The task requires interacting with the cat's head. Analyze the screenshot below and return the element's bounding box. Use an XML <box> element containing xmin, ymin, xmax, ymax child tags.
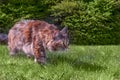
<box><xmin>47</xmin><ymin>27</ymin><xmax>69</xmax><ymax>52</ymax></box>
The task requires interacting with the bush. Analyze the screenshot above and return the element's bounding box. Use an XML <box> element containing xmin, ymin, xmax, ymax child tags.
<box><xmin>0</xmin><ymin>0</ymin><xmax>59</xmax><ymax>33</ymax></box>
<box><xmin>50</xmin><ymin>0</ymin><xmax>120</xmax><ymax>45</ymax></box>
<box><xmin>0</xmin><ymin>4</ymin><xmax>40</xmax><ymax>33</ymax></box>
<box><xmin>0</xmin><ymin>0</ymin><xmax>120</xmax><ymax>45</ymax></box>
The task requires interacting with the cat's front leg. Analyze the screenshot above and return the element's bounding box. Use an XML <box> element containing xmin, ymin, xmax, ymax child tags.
<box><xmin>33</xmin><ymin>35</ymin><xmax>46</xmax><ymax>64</ymax></box>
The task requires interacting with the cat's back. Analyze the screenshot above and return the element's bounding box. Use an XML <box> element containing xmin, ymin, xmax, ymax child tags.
<box><xmin>11</xmin><ymin>20</ymin><xmax>58</xmax><ymax>31</ymax></box>
<box><xmin>8</xmin><ymin>20</ymin><xmax>59</xmax><ymax>43</ymax></box>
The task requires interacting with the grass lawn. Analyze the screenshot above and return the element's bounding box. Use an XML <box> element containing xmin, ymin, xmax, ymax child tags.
<box><xmin>0</xmin><ymin>45</ymin><xmax>120</xmax><ymax>80</ymax></box>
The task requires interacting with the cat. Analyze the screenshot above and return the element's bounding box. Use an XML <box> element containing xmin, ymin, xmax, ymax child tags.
<box><xmin>8</xmin><ymin>20</ymin><xmax>69</xmax><ymax>64</ymax></box>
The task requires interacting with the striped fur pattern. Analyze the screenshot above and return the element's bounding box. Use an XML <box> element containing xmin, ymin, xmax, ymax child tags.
<box><xmin>8</xmin><ymin>20</ymin><xmax>69</xmax><ymax>64</ymax></box>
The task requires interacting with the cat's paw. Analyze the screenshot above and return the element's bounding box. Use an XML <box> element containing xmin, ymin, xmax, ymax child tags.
<box><xmin>34</xmin><ymin>57</ymin><xmax>46</xmax><ymax>65</ymax></box>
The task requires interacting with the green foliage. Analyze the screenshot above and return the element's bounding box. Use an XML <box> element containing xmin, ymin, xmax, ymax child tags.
<box><xmin>0</xmin><ymin>0</ymin><xmax>55</xmax><ymax>33</ymax></box>
<box><xmin>0</xmin><ymin>3</ymin><xmax>42</xmax><ymax>33</ymax></box>
<box><xmin>0</xmin><ymin>0</ymin><xmax>120</xmax><ymax>44</ymax></box>
<box><xmin>50</xmin><ymin>0</ymin><xmax>120</xmax><ymax>45</ymax></box>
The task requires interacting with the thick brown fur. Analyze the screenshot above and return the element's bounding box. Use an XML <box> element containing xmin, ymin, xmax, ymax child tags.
<box><xmin>8</xmin><ymin>20</ymin><xmax>69</xmax><ymax>64</ymax></box>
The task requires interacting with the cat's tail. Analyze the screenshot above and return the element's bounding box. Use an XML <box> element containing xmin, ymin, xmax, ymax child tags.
<box><xmin>0</xmin><ymin>33</ymin><xmax>8</xmax><ymax>45</ymax></box>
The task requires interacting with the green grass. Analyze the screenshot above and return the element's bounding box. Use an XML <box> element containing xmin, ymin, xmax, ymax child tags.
<box><xmin>0</xmin><ymin>45</ymin><xmax>120</xmax><ymax>80</ymax></box>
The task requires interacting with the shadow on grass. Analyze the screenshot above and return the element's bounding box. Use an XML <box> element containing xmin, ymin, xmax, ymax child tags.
<box><xmin>71</xmin><ymin>60</ymin><xmax>107</xmax><ymax>71</ymax></box>
<box><xmin>48</xmin><ymin>53</ymin><xmax>107</xmax><ymax>72</ymax></box>
<box><xmin>7</xmin><ymin>52</ymin><xmax>107</xmax><ymax>71</ymax></box>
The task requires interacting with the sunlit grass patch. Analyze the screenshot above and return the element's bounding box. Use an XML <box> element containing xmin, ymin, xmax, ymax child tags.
<box><xmin>0</xmin><ymin>45</ymin><xmax>120</xmax><ymax>80</ymax></box>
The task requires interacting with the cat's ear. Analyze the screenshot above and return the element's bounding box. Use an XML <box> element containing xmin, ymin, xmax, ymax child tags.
<box><xmin>60</xmin><ymin>27</ymin><xmax>68</xmax><ymax>34</ymax></box>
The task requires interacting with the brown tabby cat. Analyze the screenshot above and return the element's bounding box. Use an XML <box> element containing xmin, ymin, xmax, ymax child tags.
<box><xmin>8</xmin><ymin>20</ymin><xmax>69</xmax><ymax>64</ymax></box>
